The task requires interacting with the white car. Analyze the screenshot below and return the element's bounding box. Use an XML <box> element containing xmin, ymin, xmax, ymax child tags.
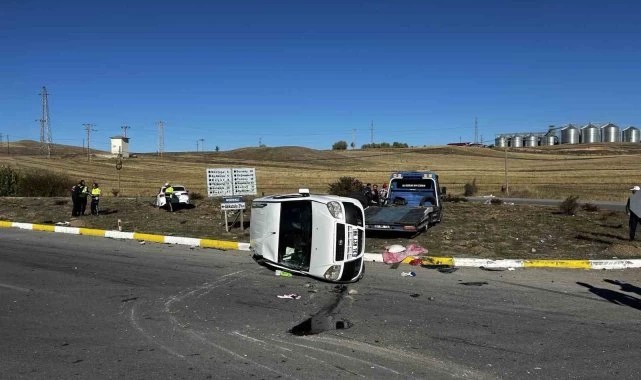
<box><xmin>156</xmin><ymin>184</ymin><xmax>190</xmax><ymax>208</ymax></box>
<box><xmin>170</xmin><ymin>185</ymin><xmax>190</xmax><ymax>205</ymax></box>
<box><xmin>250</xmin><ymin>189</ymin><xmax>365</xmax><ymax>283</ymax></box>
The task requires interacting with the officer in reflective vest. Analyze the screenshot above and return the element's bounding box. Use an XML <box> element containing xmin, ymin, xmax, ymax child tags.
<box><xmin>91</xmin><ymin>182</ymin><xmax>101</xmax><ymax>216</ymax></box>
<box><xmin>164</xmin><ymin>183</ymin><xmax>174</xmax><ymax>211</ymax></box>
<box><xmin>78</xmin><ymin>180</ymin><xmax>89</xmax><ymax>215</ymax></box>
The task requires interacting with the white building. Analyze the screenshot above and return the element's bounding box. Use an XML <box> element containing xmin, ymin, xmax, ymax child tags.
<box><xmin>110</xmin><ymin>136</ymin><xmax>130</xmax><ymax>157</ymax></box>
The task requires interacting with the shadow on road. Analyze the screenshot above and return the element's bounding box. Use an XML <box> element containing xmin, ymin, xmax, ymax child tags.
<box><xmin>603</xmin><ymin>279</ymin><xmax>641</xmax><ymax>297</ymax></box>
<box><xmin>576</xmin><ymin>282</ymin><xmax>641</xmax><ymax>311</ymax></box>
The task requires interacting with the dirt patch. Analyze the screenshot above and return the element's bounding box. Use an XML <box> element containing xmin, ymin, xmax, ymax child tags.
<box><xmin>2</xmin><ymin>197</ymin><xmax>639</xmax><ymax>260</ymax></box>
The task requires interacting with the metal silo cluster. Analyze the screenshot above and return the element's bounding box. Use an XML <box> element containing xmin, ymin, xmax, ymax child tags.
<box><xmin>496</xmin><ymin>122</ymin><xmax>639</xmax><ymax>147</ymax></box>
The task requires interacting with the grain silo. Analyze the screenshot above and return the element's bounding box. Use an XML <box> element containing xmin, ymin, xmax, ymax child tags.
<box><xmin>511</xmin><ymin>135</ymin><xmax>523</xmax><ymax>148</ymax></box>
<box><xmin>561</xmin><ymin>125</ymin><xmax>579</xmax><ymax>144</ymax></box>
<box><xmin>622</xmin><ymin>126</ymin><xmax>640</xmax><ymax>143</ymax></box>
<box><xmin>524</xmin><ymin>134</ymin><xmax>538</xmax><ymax>147</ymax></box>
<box><xmin>601</xmin><ymin>123</ymin><xmax>620</xmax><ymax>142</ymax></box>
<box><xmin>580</xmin><ymin>124</ymin><xmax>600</xmax><ymax>144</ymax></box>
<box><xmin>541</xmin><ymin>134</ymin><xmax>557</xmax><ymax>146</ymax></box>
<box><xmin>495</xmin><ymin>135</ymin><xmax>508</xmax><ymax>148</ymax></box>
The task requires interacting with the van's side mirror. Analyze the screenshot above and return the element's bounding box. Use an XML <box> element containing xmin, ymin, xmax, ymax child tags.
<box><xmin>441</xmin><ymin>187</ymin><xmax>447</xmax><ymax>195</ymax></box>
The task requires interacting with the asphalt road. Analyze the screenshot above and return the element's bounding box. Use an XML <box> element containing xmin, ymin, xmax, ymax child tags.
<box><xmin>2</xmin><ymin>229</ymin><xmax>641</xmax><ymax>379</ymax></box>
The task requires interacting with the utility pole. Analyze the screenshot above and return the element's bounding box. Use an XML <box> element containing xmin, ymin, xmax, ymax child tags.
<box><xmin>6</xmin><ymin>135</ymin><xmax>9</xmax><ymax>155</ymax></box>
<box><xmin>196</xmin><ymin>139</ymin><xmax>199</xmax><ymax>152</ymax></box>
<box><xmin>504</xmin><ymin>144</ymin><xmax>509</xmax><ymax>195</ymax></box>
<box><xmin>83</xmin><ymin>123</ymin><xmax>96</xmax><ymax>161</ymax></box>
<box><xmin>370</xmin><ymin>121</ymin><xmax>374</xmax><ymax>144</ymax></box>
<box><xmin>474</xmin><ymin>117</ymin><xmax>478</xmax><ymax>145</ymax></box>
<box><xmin>39</xmin><ymin>86</ymin><xmax>53</xmax><ymax>158</ymax></box>
<box><xmin>121</xmin><ymin>125</ymin><xmax>130</xmax><ymax>137</ymax></box>
<box><xmin>258</xmin><ymin>137</ymin><xmax>262</xmax><ymax>147</ymax></box>
<box><xmin>199</xmin><ymin>138</ymin><xmax>205</xmax><ymax>152</ymax></box>
<box><xmin>157</xmin><ymin>121</ymin><xmax>164</xmax><ymax>157</ymax></box>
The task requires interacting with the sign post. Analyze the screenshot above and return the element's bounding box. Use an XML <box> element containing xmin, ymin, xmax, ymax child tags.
<box><xmin>206</xmin><ymin>168</ymin><xmax>257</xmax><ymax>231</ymax></box>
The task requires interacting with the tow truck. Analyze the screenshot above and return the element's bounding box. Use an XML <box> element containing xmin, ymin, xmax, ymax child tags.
<box><xmin>250</xmin><ymin>189</ymin><xmax>365</xmax><ymax>283</ymax></box>
<box><xmin>364</xmin><ymin>171</ymin><xmax>445</xmax><ymax>234</ymax></box>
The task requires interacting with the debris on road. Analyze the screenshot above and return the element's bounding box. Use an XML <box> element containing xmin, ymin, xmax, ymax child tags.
<box><xmin>275</xmin><ymin>270</ymin><xmax>293</xmax><ymax>277</ymax></box>
<box><xmin>480</xmin><ymin>266</ymin><xmax>506</xmax><ymax>272</ymax></box>
<box><xmin>460</xmin><ymin>281</ymin><xmax>489</xmax><ymax>286</ymax></box>
<box><xmin>383</xmin><ymin>244</ymin><xmax>428</xmax><ymax>264</ymax></box>
<box><xmin>277</xmin><ymin>294</ymin><xmax>301</xmax><ymax>299</ymax></box>
<box><xmin>437</xmin><ymin>267</ymin><xmax>458</xmax><ymax>273</ymax></box>
<box><xmin>401</xmin><ymin>271</ymin><xmax>416</xmax><ymax>277</ymax></box>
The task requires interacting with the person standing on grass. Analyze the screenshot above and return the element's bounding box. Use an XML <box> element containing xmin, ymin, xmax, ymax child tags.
<box><xmin>626</xmin><ymin>185</ymin><xmax>640</xmax><ymax>241</ymax></box>
<box><xmin>90</xmin><ymin>182</ymin><xmax>101</xmax><ymax>216</ymax></box>
<box><xmin>77</xmin><ymin>180</ymin><xmax>89</xmax><ymax>215</ymax></box>
<box><xmin>70</xmin><ymin>182</ymin><xmax>80</xmax><ymax>216</ymax></box>
<box><xmin>164</xmin><ymin>183</ymin><xmax>174</xmax><ymax>212</ymax></box>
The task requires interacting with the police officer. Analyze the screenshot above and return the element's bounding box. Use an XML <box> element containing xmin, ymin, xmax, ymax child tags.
<box><xmin>77</xmin><ymin>180</ymin><xmax>89</xmax><ymax>215</ymax></box>
<box><xmin>164</xmin><ymin>183</ymin><xmax>174</xmax><ymax>212</ymax></box>
<box><xmin>90</xmin><ymin>182</ymin><xmax>101</xmax><ymax>216</ymax></box>
<box><xmin>626</xmin><ymin>186</ymin><xmax>640</xmax><ymax>241</ymax></box>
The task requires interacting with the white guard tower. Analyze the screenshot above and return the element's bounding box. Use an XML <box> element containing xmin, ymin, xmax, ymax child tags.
<box><xmin>110</xmin><ymin>136</ymin><xmax>130</xmax><ymax>157</ymax></box>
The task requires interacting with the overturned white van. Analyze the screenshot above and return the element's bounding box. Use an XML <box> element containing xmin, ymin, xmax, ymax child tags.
<box><xmin>250</xmin><ymin>189</ymin><xmax>365</xmax><ymax>283</ymax></box>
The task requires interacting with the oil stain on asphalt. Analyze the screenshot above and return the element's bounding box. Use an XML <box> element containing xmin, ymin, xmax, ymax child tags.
<box><xmin>289</xmin><ymin>285</ymin><xmax>353</xmax><ymax>336</ymax></box>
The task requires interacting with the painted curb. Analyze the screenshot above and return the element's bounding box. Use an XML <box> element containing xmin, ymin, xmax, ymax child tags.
<box><xmin>363</xmin><ymin>253</ymin><xmax>641</xmax><ymax>270</ymax></box>
<box><xmin>3</xmin><ymin>220</ymin><xmax>640</xmax><ymax>270</ymax></box>
<box><xmin>0</xmin><ymin>220</ymin><xmax>250</xmax><ymax>252</ymax></box>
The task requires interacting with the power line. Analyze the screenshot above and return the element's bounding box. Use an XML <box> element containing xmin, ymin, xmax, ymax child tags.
<box><xmin>474</xmin><ymin>117</ymin><xmax>478</xmax><ymax>144</ymax></box>
<box><xmin>121</xmin><ymin>125</ymin><xmax>131</xmax><ymax>137</ymax></box>
<box><xmin>157</xmin><ymin>121</ymin><xmax>165</xmax><ymax>157</ymax></box>
<box><xmin>83</xmin><ymin>123</ymin><xmax>97</xmax><ymax>161</ymax></box>
<box><xmin>39</xmin><ymin>86</ymin><xmax>52</xmax><ymax>158</ymax></box>
<box><xmin>370</xmin><ymin>121</ymin><xmax>374</xmax><ymax>144</ymax></box>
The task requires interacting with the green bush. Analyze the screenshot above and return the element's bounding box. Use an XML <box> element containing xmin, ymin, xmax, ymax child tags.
<box><xmin>463</xmin><ymin>178</ymin><xmax>478</xmax><ymax>196</ymax></box>
<box><xmin>0</xmin><ymin>165</ymin><xmax>19</xmax><ymax>196</ymax></box>
<box><xmin>332</xmin><ymin>140</ymin><xmax>348</xmax><ymax>150</ymax></box>
<box><xmin>16</xmin><ymin>169</ymin><xmax>75</xmax><ymax>197</ymax></box>
<box><xmin>560</xmin><ymin>195</ymin><xmax>579</xmax><ymax>215</ymax></box>
<box><xmin>328</xmin><ymin>176</ymin><xmax>363</xmax><ymax>197</ymax></box>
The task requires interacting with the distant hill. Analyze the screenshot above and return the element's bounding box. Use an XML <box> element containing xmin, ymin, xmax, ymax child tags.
<box><xmin>0</xmin><ymin>140</ymin><xmax>108</xmax><ymax>157</ymax></box>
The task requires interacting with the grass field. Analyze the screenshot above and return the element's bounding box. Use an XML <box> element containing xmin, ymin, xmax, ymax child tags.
<box><xmin>0</xmin><ymin>140</ymin><xmax>639</xmax><ymax>202</ymax></box>
<box><xmin>1</xmin><ymin>196</ymin><xmax>638</xmax><ymax>260</ymax></box>
<box><xmin>1</xmin><ymin>140</ymin><xmax>640</xmax><ymax>259</ymax></box>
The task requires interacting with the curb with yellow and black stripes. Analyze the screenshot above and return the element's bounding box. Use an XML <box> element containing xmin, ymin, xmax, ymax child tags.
<box><xmin>0</xmin><ymin>220</ymin><xmax>248</xmax><ymax>251</ymax></box>
<box><xmin>2</xmin><ymin>220</ymin><xmax>640</xmax><ymax>270</ymax></box>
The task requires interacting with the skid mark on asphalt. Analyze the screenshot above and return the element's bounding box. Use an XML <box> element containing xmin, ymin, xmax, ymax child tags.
<box><xmin>129</xmin><ymin>304</ymin><xmax>185</xmax><ymax>359</ymax></box>
<box><xmin>183</xmin><ymin>329</ymin><xmax>294</xmax><ymax>379</ymax></box>
<box><xmin>0</xmin><ymin>282</ymin><xmax>32</xmax><ymax>292</ymax></box>
<box><xmin>127</xmin><ymin>269</ymin><xmax>294</xmax><ymax>377</ymax></box>
<box><xmin>270</xmin><ymin>337</ymin><xmax>404</xmax><ymax>377</ymax></box>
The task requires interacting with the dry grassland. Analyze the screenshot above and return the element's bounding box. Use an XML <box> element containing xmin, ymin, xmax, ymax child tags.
<box><xmin>1</xmin><ymin>141</ymin><xmax>640</xmax><ymax>202</ymax></box>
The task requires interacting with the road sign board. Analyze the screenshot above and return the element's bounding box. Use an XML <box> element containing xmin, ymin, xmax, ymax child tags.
<box><xmin>220</xmin><ymin>195</ymin><xmax>246</xmax><ymax>210</ymax></box>
<box><xmin>206</xmin><ymin>168</ymin><xmax>256</xmax><ymax>197</ymax></box>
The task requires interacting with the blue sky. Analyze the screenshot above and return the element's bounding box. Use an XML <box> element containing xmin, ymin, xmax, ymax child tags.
<box><xmin>1</xmin><ymin>0</ymin><xmax>640</xmax><ymax>152</ymax></box>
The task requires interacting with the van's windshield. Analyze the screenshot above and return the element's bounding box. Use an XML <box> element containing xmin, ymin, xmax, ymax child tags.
<box><xmin>278</xmin><ymin>200</ymin><xmax>312</xmax><ymax>271</ymax></box>
<box><xmin>390</xmin><ymin>178</ymin><xmax>437</xmax><ymax>207</ymax></box>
